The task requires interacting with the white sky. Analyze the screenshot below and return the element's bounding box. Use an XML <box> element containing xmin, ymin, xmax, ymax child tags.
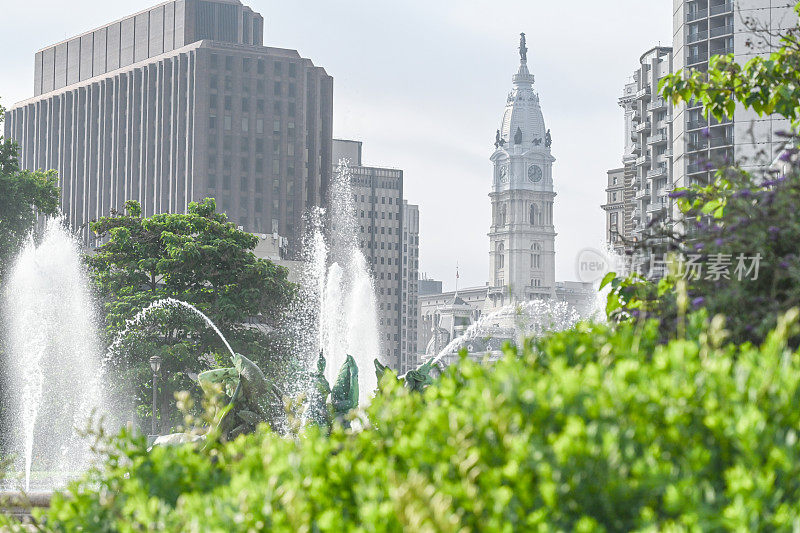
<box><xmin>0</xmin><ymin>0</ymin><xmax>673</xmax><ymax>291</ymax></box>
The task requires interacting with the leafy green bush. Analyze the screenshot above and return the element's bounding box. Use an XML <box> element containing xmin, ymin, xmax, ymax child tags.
<box><xmin>9</xmin><ymin>312</ymin><xmax>800</xmax><ymax>531</ymax></box>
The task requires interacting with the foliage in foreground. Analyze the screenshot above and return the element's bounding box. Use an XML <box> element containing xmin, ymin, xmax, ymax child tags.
<box><xmin>11</xmin><ymin>311</ymin><xmax>800</xmax><ymax>531</ymax></box>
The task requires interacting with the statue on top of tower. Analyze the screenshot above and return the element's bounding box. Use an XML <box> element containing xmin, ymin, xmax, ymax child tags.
<box><xmin>519</xmin><ymin>32</ymin><xmax>528</xmax><ymax>62</ymax></box>
<box><xmin>514</xmin><ymin>127</ymin><xmax>523</xmax><ymax>145</ymax></box>
<box><xmin>495</xmin><ymin>129</ymin><xmax>506</xmax><ymax>149</ymax></box>
<box><xmin>545</xmin><ymin>129</ymin><xmax>552</xmax><ymax>148</ymax></box>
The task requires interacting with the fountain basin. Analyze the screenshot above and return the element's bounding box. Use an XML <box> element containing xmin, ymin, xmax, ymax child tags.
<box><xmin>0</xmin><ymin>491</ymin><xmax>52</xmax><ymax>522</ymax></box>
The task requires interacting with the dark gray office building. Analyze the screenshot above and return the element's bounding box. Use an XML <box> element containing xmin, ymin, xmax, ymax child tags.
<box><xmin>4</xmin><ymin>0</ymin><xmax>333</xmax><ymax>255</ymax></box>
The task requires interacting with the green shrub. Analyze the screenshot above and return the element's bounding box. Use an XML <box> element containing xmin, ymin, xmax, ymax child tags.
<box><xmin>10</xmin><ymin>312</ymin><xmax>800</xmax><ymax>531</ymax></box>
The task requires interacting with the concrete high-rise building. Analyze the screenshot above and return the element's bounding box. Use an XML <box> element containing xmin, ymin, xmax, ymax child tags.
<box><xmin>331</xmin><ymin>139</ymin><xmax>419</xmax><ymax>372</ymax></box>
<box><xmin>4</xmin><ymin>0</ymin><xmax>333</xmax><ymax>256</ymax></box>
<box><xmin>418</xmin><ymin>275</ymin><xmax>443</xmax><ymax>297</ymax></box>
<box><xmin>671</xmin><ymin>0</ymin><xmax>795</xmax><ymax>192</ymax></box>
<box><xmin>487</xmin><ymin>33</ymin><xmax>556</xmax><ymax>309</ymax></box>
<box><xmin>614</xmin><ymin>46</ymin><xmax>674</xmax><ymax>245</ymax></box>
<box><xmin>400</xmin><ymin>201</ymin><xmax>419</xmax><ymax>373</ymax></box>
<box><xmin>601</xmin><ymin>167</ymin><xmax>627</xmax><ymax>255</ymax></box>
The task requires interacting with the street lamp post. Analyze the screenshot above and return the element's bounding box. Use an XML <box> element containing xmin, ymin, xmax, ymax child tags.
<box><xmin>149</xmin><ymin>355</ymin><xmax>162</xmax><ymax>435</ymax></box>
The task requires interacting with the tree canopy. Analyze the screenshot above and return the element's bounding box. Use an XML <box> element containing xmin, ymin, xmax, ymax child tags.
<box><xmin>89</xmin><ymin>198</ymin><xmax>296</xmax><ymax>429</ymax></box>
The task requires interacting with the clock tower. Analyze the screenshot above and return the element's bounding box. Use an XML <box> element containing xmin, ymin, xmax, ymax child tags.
<box><xmin>487</xmin><ymin>33</ymin><xmax>556</xmax><ymax>309</ymax></box>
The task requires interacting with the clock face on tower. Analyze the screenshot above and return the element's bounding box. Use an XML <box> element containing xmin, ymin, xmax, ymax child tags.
<box><xmin>528</xmin><ymin>164</ymin><xmax>543</xmax><ymax>183</ymax></box>
<box><xmin>498</xmin><ymin>165</ymin><xmax>508</xmax><ymax>183</ymax></box>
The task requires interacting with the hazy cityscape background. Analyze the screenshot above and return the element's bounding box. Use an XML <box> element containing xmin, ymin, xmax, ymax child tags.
<box><xmin>0</xmin><ymin>0</ymin><xmax>673</xmax><ymax>290</ymax></box>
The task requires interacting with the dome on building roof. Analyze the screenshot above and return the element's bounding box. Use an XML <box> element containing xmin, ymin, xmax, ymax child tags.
<box><xmin>498</xmin><ymin>42</ymin><xmax>547</xmax><ymax>149</ymax></box>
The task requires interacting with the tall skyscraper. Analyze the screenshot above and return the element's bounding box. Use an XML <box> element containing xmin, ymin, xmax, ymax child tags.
<box><xmin>487</xmin><ymin>33</ymin><xmax>556</xmax><ymax>309</ymax></box>
<box><xmin>331</xmin><ymin>139</ymin><xmax>419</xmax><ymax>372</ymax></box>
<box><xmin>400</xmin><ymin>201</ymin><xmax>419</xmax><ymax>373</ymax></box>
<box><xmin>4</xmin><ymin>0</ymin><xmax>333</xmax><ymax>256</ymax></box>
<box><xmin>672</xmin><ymin>0</ymin><xmax>794</xmax><ymax>191</ymax></box>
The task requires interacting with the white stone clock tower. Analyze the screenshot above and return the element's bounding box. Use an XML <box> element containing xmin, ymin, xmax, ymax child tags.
<box><xmin>487</xmin><ymin>33</ymin><xmax>556</xmax><ymax>310</ymax></box>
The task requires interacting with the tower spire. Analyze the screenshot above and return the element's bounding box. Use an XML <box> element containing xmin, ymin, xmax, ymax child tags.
<box><xmin>513</xmin><ymin>32</ymin><xmax>535</xmax><ymax>86</ymax></box>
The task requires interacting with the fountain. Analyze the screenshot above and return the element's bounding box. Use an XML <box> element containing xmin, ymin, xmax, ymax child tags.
<box><xmin>0</xmin><ymin>162</ymin><xmax>384</xmax><ymax>494</ymax></box>
<box><xmin>2</xmin><ymin>219</ymin><xmax>112</xmax><ymax>491</ymax></box>
<box><xmin>298</xmin><ymin>162</ymin><xmax>381</xmax><ymax>406</ymax></box>
<box><xmin>424</xmin><ymin>299</ymin><xmax>583</xmax><ymax>371</ymax></box>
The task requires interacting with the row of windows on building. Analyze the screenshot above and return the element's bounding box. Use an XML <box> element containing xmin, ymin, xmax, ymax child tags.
<box><xmin>209</xmin><ymin>134</ymin><xmax>299</xmax><ymax>153</ymax></box>
<box><xmin>360</xmin><ymin>225</ymin><xmax>397</xmax><ymax>235</ymax></box>
<box><xmin>209</xmin><ymin>116</ymin><xmax>298</xmax><ymax>138</ymax></box>
<box><xmin>353</xmin><ymin>193</ymin><xmax>401</xmax><ymax>204</ymax></box>
<box><xmin>208</xmin><ymin>74</ymin><xmax>302</xmax><ymax>99</ymax></box>
<box><xmin>207</xmin><ymin>156</ymin><xmax>298</xmax><ymax>178</ymax></box>
<box><xmin>370</xmin><ymin>256</ymin><xmax>401</xmax><ymax>266</ymax></box>
<box><xmin>355</xmin><ymin>207</ymin><xmax>400</xmax><ymax>218</ymax></box>
<box><xmin>206</xmin><ymin>174</ymin><xmax>295</xmax><ymax>195</ymax></box>
<box><xmin>209</xmin><ymin>54</ymin><xmax>299</xmax><ymax>78</ymax></box>
<box><xmin>364</xmin><ymin>240</ymin><xmax>400</xmax><ymax>251</ymax></box>
<box><xmin>210</xmin><ymin>95</ymin><xmax>298</xmax><ymax>117</ymax></box>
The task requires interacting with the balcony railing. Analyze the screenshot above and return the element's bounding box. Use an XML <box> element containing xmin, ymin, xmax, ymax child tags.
<box><xmin>687</xmin><ymin>119</ymin><xmax>708</xmax><ymax>130</ymax></box>
<box><xmin>710</xmin><ymin>45</ymin><xmax>733</xmax><ymax>56</ymax></box>
<box><xmin>635</xmin><ymin>86</ymin><xmax>651</xmax><ymax>99</ymax></box>
<box><xmin>634</xmin><ymin>121</ymin><xmax>651</xmax><ymax>133</ymax></box>
<box><xmin>687</xmin><ymin>52</ymin><xmax>708</xmax><ymax>65</ymax></box>
<box><xmin>710</xmin><ymin>2</ymin><xmax>733</xmax><ymax>16</ymax></box>
<box><xmin>647</xmin><ymin>98</ymin><xmax>667</xmax><ymax>111</ymax></box>
<box><xmin>648</xmin><ymin>132</ymin><xmax>668</xmax><ymax>145</ymax></box>
<box><xmin>647</xmin><ymin>166</ymin><xmax>667</xmax><ymax>178</ymax></box>
<box><xmin>687</xmin><ymin>161</ymin><xmax>711</xmax><ymax>174</ymax></box>
<box><xmin>687</xmin><ymin>31</ymin><xmax>709</xmax><ymax>44</ymax></box>
<box><xmin>636</xmin><ymin>155</ymin><xmax>650</xmax><ymax>166</ymax></box>
<box><xmin>687</xmin><ymin>9</ymin><xmax>708</xmax><ymax>21</ymax></box>
<box><xmin>687</xmin><ymin>141</ymin><xmax>709</xmax><ymax>152</ymax></box>
<box><xmin>710</xmin><ymin>25</ymin><xmax>734</xmax><ymax>37</ymax></box>
<box><xmin>710</xmin><ymin>136</ymin><xmax>733</xmax><ymax>147</ymax></box>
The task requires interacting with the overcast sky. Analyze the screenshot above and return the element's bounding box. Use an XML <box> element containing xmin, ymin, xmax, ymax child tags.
<box><xmin>0</xmin><ymin>0</ymin><xmax>673</xmax><ymax>291</ymax></box>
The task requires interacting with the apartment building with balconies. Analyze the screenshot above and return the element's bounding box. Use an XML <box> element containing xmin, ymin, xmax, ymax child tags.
<box><xmin>613</xmin><ymin>46</ymin><xmax>674</xmax><ymax>245</ymax></box>
<box><xmin>672</xmin><ymin>0</ymin><xmax>795</xmax><ymax>192</ymax></box>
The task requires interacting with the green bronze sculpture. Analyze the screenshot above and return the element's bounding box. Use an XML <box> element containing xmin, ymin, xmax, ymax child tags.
<box><xmin>405</xmin><ymin>360</ymin><xmax>434</xmax><ymax>392</ymax></box>
<box><xmin>307</xmin><ymin>351</ymin><xmax>332</xmax><ymax>430</ymax></box>
<box><xmin>331</xmin><ymin>354</ymin><xmax>359</xmax><ymax>427</ymax></box>
<box><xmin>198</xmin><ymin>352</ymin><xmax>283</xmax><ymax>440</ymax></box>
<box><xmin>374</xmin><ymin>358</ymin><xmax>390</xmax><ymax>384</ymax></box>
